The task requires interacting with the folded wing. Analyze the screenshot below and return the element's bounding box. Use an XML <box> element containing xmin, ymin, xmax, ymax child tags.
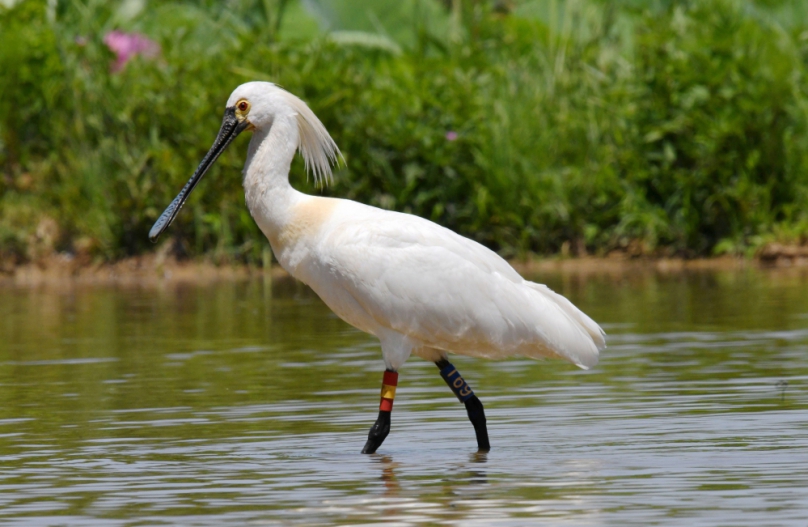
<box><xmin>318</xmin><ymin>206</ymin><xmax>605</xmax><ymax>369</ymax></box>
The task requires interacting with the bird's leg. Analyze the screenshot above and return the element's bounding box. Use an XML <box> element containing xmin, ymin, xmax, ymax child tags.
<box><xmin>435</xmin><ymin>359</ymin><xmax>490</xmax><ymax>452</ymax></box>
<box><xmin>362</xmin><ymin>369</ymin><xmax>398</xmax><ymax>454</ymax></box>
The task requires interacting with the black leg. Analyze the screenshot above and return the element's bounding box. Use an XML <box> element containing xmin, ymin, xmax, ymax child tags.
<box><xmin>436</xmin><ymin>359</ymin><xmax>490</xmax><ymax>452</ymax></box>
<box><xmin>362</xmin><ymin>410</ymin><xmax>391</xmax><ymax>454</ymax></box>
<box><xmin>362</xmin><ymin>370</ymin><xmax>398</xmax><ymax>454</ymax></box>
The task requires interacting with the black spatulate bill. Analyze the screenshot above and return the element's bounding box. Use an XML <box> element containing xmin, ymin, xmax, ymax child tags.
<box><xmin>149</xmin><ymin>107</ymin><xmax>249</xmax><ymax>243</ymax></box>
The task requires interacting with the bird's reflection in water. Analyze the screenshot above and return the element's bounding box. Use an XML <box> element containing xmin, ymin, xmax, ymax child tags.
<box><xmin>437</xmin><ymin>450</ymin><xmax>490</xmax><ymax>514</ymax></box>
<box><xmin>467</xmin><ymin>450</ymin><xmax>488</xmax><ymax>485</ymax></box>
<box><xmin>372</xmin><ymin>454</ymin><xmax>401</xmax><ymax>497</ymax></box>
<box><xmin>370</xmin><ymin>451</ymin><xmax>488</xmax><ymax>497</ymax></box>
<box><xmin>368</xmin><ymin>451</ymin><xmax>493</xmax><ymax>524</ymax></box>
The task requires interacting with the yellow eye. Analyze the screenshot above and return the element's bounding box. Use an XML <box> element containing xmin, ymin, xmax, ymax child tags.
<box><xmin>237</xmin><ymin>100</ymin><xmax>250</xmax><ymax>113</ymax></box>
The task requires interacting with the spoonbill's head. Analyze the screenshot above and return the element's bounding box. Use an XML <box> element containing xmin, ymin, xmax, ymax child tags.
<box><xmin>148</xmin><ymin>81</ymin><xmax>339</xmax><ymax>243</ymax></box>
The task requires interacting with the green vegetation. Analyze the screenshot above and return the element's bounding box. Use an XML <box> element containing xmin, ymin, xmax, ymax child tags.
<box><xmin>2</xmin><ymin>0</ymin><xmax>808</xmax><ymax>265</ymax></box>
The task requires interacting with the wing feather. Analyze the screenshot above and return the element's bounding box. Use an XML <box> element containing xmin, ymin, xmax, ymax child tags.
<box><xmin>314</xmin><ymin>203</ymin><xmax>605</xmax><ymax>368</ymax></box>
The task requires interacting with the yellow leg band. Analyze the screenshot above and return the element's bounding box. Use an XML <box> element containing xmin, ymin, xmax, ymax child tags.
<box><xmin>381</xmin><ymin>384</ymin><xmax>397</xmax><ymax>400</ymax></box>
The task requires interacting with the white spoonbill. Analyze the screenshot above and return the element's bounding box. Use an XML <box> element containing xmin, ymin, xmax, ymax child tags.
<box><xmin>149</xmin><ymin>82</ymin><xmax>606</xmax><ymax>454</ymax></box>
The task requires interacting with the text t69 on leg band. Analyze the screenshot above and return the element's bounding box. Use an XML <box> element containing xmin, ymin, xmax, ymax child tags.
<box><xmin>439</xmin><ymin>362</ymin><xmax>475</xmax><ymax>402</ymax></box>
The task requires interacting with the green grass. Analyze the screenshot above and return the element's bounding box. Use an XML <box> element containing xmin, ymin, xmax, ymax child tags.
<box><xmin>2</xmin><ymin>0</ymin><xmax>808</xmax><ymax>264</ymax></box>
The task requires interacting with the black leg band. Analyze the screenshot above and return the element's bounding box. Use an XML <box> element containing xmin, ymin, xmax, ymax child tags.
<box><xmin>436</xmin><ymin>360</ymin><xmax>490</xmax><ymax>452</ymax></box>
<box><xmin>437</xmin><ymin>360</ymin><xmax>475</xmax><ymax>402</ymax></box>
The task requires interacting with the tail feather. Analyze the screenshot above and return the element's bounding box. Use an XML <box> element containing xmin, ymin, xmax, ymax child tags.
<box><xmin>527</xmin><ymin>282</ymin><xmax>606</xmax><ymax>369</ymax></box>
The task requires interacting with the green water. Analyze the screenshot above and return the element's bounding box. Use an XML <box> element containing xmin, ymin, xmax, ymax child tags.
<box><xmin>1</xmin><ymin>268</ymin><xmax>806</xmax><ymax>525</ymax></box>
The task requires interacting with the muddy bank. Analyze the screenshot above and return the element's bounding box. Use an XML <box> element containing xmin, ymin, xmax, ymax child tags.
<box><xmin>0</xmin><ymin>253</ymin><xmax>283</xmax><ymax>288</ymax></box>
<box><xmin>2</xmin><ymin>249</ymin><xmax>807</xmax><ymax>289</ymax></box>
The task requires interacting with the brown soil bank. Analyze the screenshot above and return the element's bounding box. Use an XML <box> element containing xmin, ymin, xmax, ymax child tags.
<box><xmin>1</xmin><ymin>248</ymin><xmax>807</xmax><ymax>288</ymax></box>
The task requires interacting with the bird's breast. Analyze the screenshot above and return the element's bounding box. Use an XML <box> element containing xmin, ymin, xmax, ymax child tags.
<box><xmin>260</xmin><ymin>197</ymin><xmax>339</xmax><ymax>278</ymax></box>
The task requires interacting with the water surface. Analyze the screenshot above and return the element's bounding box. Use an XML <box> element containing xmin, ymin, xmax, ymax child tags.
<box><xmin>1</xmin><ymin>267</ymin><xmax>807</xmax><ymax>525</ymax></box>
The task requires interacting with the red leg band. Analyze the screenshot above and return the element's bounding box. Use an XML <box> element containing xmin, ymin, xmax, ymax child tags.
<box><xmin>379</xmin><ymin>370</ymin><xmax>398</xmax><ymax>412</ymax></box>
<box><xmin>383</xmin><ymin>370</ymin><xmax>398</xmax><ymax>386</ymax></box>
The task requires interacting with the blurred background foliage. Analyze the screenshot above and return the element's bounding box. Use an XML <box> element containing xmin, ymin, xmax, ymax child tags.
<box><xmin>2</xmin><ymin>0</ymin><xmax>808</xmax><ymax>265</ymax></box>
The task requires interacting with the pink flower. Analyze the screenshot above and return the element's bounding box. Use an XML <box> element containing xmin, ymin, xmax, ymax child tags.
<box><xmin>445</xmin><ymin>131</ymin><xmax>458</xmax><ymax>141</ymax></box>
<box><xmin>103</xmin><ymin>30</ymin><xmax>160</xmax><ymax>72</ymax></box>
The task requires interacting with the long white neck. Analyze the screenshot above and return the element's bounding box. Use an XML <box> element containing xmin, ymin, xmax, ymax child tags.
<box><xmin>241</xmin><ymin>112</ymin><xmax>340</xmax><ymax>282</ymax></box>
<box><xmin>242</xmin><ymin>114</ymin><xmax>305</xmax><ymax>240</ymax></box>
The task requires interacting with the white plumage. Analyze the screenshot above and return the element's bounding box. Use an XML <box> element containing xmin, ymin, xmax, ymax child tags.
<box><xmin>148</xmin><ymin>81</ymin><xmax>608</xmax><ymax>453</ymax></box>
<box><xmin>224</xmin><ymin>82</ymin><xmax>606</xmax><ymax>372</ymax></box>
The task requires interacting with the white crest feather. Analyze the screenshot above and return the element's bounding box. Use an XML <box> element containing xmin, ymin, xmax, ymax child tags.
<box><xmin>278</xmin><ymin>89</ymin><xmax>342</xmax><ymax>186</ymax></box>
